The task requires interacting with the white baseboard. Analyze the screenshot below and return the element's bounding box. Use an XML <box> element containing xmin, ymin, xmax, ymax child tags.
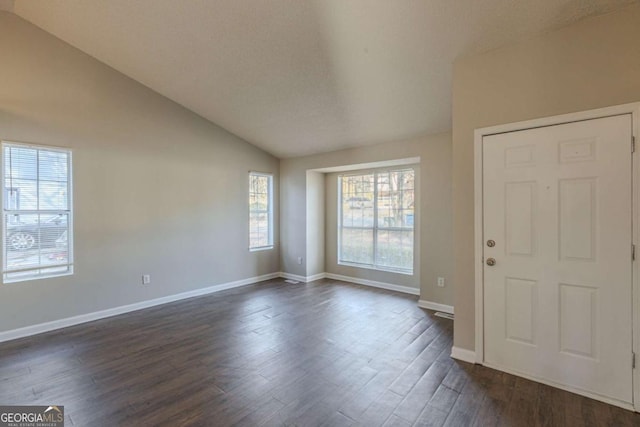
<box><xmin>418</xmin><ymin>300</ymin><xmax>454</xmax><ymax>314</ymax></box>
<box><xmin>324</xmin><ymin>273</ymin><xmax>420</xmax><ymax>295</ymax></box>
<box><xmin>305</xmin><ymin>273</ymin><xmax>327</xmax><ymax>282</ymax></box>
<box><xmin>450</xmin><ymin>346</ymin><xmax>477</xmax><ymax>364</ymax></box>
<box><xmin>279</xmin><ymin>272</ymin><xmax>308</xmax><ymax>282</ymax></box>
<box><xmin>280</xmin><ymin>273</ymin><xmax>453</xmax><ymax>309</ymax></box>
<box><xmin>0</xmin><ymin>272</ymin><xmax>280</xmax><ymax>343</ymax></box>
<box><xmin>278</xmin><ymin>272</ymin><xmax>327</xmax><ymax>283</ymax></box>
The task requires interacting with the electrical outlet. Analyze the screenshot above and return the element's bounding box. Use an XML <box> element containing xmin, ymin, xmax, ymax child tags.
<box><xmin>437</xmin><ymin>277</ymin><xmax>445</xmax><ymax>287</ymax></box>
<box><xmin>142</xmin><ymin>274</ymin><xmax>151</xmax><ymax>285</ymax></box>
<box><xmin>297</xmin><ymin>257</ymin><xmax>303</xmax><ymax>265</ymax></box>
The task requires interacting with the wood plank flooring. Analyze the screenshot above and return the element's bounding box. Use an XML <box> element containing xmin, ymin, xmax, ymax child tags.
<box><xmin>0</xmin><ymin>278</ymin><xmax>638</xmax><ymax>426</ymax></box>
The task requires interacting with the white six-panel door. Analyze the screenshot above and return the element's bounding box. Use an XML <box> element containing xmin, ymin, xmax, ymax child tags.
<box><xmin>482</xmin><ymin>114</ymin><xmax>633</xmax><ymax>405</ymax></box>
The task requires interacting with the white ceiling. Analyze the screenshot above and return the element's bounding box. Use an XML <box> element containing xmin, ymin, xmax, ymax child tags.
<box><xmin>10</xmin><ymin>0</ymin><xmax>637</xmax><ymax>158</ymax></box>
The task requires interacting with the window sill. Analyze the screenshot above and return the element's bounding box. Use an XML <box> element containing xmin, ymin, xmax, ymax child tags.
<box><xmin>250</xmin><ymin>246</ymin><xmax>274</xmax><ymax>252</ymax></box>
<box><xmin>337</xmin><ymin>261</ymin><xmax>413</xmax><ymax>276</ymax></box>
<box><xmin>3</xmin><ymin>270</ymin><xmax>74</xmax><ymax>284</ymax></box>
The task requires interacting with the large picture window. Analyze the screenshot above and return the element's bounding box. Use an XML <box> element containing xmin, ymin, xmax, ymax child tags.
<box><xmin>249</xmin><ymin>172</ymin><xmax>273</xmax><ymax>250</ymax></box>
<box><xmin>339</xmin><ymin>168</ymin><xmax>414</xmax><ymax>274</ymax></box>
<box><xmin>2</xmin><ymin>142</ymin><xmax>73</xmax><ymax>282</ymax></box>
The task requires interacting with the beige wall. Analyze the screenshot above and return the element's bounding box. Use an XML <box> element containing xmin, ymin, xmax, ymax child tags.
<box><xmin>0</xmin><ymin>12</ymin><xmax>279</xmax><ymax>332</ymax></box>
<box><xmin>280</xmin><ymin>132</ymin><xmax>453</xmax><ymax>305</ymax></box>
<box><xmin>306</xmin><ymin>171</ymin><xmax>325</xmax><ymax>277</ymax></box>
<box><xmin>452</xmin><ymin>4</ymin><xmax>640</xmax><ymax>351</ymax></box>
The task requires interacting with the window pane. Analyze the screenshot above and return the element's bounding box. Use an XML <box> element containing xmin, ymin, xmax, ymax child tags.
<box><xmin>341</xmin><ymin>200</ymin><xmax>374</xmax><ymax>228</ymax></box>
<box><xmin>39</xmin><ymin>214</ymin><xmax>70</xmax><ymax>267</ymax></box>
<box><xmin>249</xmin><ymin>173</ymin><xmax>272</xmax><ymax>248</ymax></box>
<box><xmin>5</xmin><ymin>213</ymin><xmax>40</xmax><ymax>269</ymax></box>
<box><xmin>4</xmin><ymin>213</ymin><xmax>69</xmax><ymax>267</ymax></box>
<box><xmin>339</xmin><ymin>168</ymin><xmax>414</xmax><ymax>274</ymax></box>
<box><xmin>377</xmin><ymin>169</ymin><xmax>414</xmax><ymax>229</ymax></box>
<box><xmin>250</xmin><ymin>212</ymin><xmax>269</xmax><ymax>248</ymax></box>
<box><xmin>39</xmin><ymin>150</ymin><xmax>70</xmax><ymax>211</ymax></box>
<box><xmin>4</xmin><ymin>147</ymin><xmax>39</xmax><ymax>210</ymax></box>
<box><xmin>3</xmin><ymin>144</ymin><xmax>72</xmax><ymax>282</ymax></box>
<box><xmin>376</xmin><ymin>230</ymin><xmax>413</xmax><ymax>271</ymax></box>
<box><xmin>340</xmin><ymin>228</ymin><xmax>373</xmax><ymax>265</ymax></box>
<box><xmin>341</xmin><ymin>174</ymin><xmax>374</xmax><ymax>228</ymax></box>
<box><xmin>4</xmin><ymin>146</ymin><xmax>37</xmax><ymax>181</ymax></box>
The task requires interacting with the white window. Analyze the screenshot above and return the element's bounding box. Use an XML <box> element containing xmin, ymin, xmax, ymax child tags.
<box><xmin>2</xmin><ymin>142</ymin><xmax>73</xmax><ymax>282</ymax></box>
<box><xmin>249</xmin><ymin>172</ymin><xmax>273</xmax><ymax>250</ymax></box>
<box><xmin>339</xmin><ymin>168</ymin><xmax>415</xmax><ymax>274</ymax></box>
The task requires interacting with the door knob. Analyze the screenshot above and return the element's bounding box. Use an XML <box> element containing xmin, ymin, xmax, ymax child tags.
<box><xmin>486</xmin><ymin>258</ymin><xmax>496</xmax><ymax>266</ymax></box>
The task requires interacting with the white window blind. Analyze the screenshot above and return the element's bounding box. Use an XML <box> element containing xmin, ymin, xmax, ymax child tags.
<box><xmin>3</xmin><ymin>142</ymin><xmax>73</xmax><ymax>282</ymax></box>
<box><xmin>249</xmin><ymin>172</ymin><xmax>273</xmax><ymax>250</ymax></box>
<box><xmin>339</xmin><ymin>168</ymin><xmax>415</xmax><ymax>274</ymax></box>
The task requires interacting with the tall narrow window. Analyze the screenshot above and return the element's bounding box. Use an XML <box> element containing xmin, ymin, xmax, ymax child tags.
<box><xmin>249</xmin><ymin>172</ymin><xmax>273</xmax><ymax>250</ymax></box>
<box><xmin>2</xmin><ymin>142</ymin><xmax>73</xmax><ymax>282</ymax></box>
<box><xmin>339</xmin><ymin>168</ymin><xmax>414</xmax><ymax>274</ymax></box>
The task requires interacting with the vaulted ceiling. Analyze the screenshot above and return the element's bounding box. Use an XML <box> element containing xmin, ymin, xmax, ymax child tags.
<box><xmin>8</xmin><ymin>0</ymin><xmax>637</xmax><ymax>157</ymax></box>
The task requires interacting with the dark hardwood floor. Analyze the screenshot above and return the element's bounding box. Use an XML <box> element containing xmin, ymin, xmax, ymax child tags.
<box><xmin>0</xmin><ymin>278</ymin><xmax>638</xmax><ymax>426</ymax></box>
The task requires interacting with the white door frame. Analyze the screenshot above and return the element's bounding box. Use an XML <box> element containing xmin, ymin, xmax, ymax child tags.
<box><xmin>474</xmin><ymin>102</ymin><xmax>640</xmax><ymax>412</ymax></box>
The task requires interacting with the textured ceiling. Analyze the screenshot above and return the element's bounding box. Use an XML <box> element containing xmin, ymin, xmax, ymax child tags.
<box><xmin>11</xmin><ymin>0</ymin><xmax>638</xmax><ymax>158</ymax></box>
<box><xmin>0</xmin><ymin>0</ymin><xmax>14</xmax><ymax>12</ymax></box>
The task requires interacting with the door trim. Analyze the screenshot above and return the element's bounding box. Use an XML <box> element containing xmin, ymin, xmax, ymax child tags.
<box><xmin>473</xmin><ymin>102</ymin><xmax>640</xmax><ymax>412</ymax></box>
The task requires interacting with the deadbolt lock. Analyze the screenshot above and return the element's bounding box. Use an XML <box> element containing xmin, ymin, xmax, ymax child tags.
<box><xmin>486</xmin><ymin>258</ymin><xmax>496</xmax><ymax>266</ymax></box>
<box><xmin>487</xmin><ymin>240</ymin><xmax>495</xmax><ymax>247</ymax></box>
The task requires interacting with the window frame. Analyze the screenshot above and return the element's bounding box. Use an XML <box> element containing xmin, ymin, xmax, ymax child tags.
<box><xmin>248</xmin><ymin>171</ymin><xmax>274</xmax><ymax>251</ymax></box>
<box><xmin>337</xmin><ymin>167</ymin><xmax>415</xmax><ymax>275</ymax></box>
<box><xmin>2</xmin><ymin>141</ymin><xmax>74</xmax><ymax>283</ymax></box>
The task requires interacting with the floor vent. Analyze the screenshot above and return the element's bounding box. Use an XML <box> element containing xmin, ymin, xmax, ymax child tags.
<box><xmin>435</xmin><ymin>311</ymin><xmax>454</xmax><ymax>320</ymax></box>
<box><xmin>285</xmin><ymin>279</ymin><xmax>300</xmax><ymax>284</ymax></box>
